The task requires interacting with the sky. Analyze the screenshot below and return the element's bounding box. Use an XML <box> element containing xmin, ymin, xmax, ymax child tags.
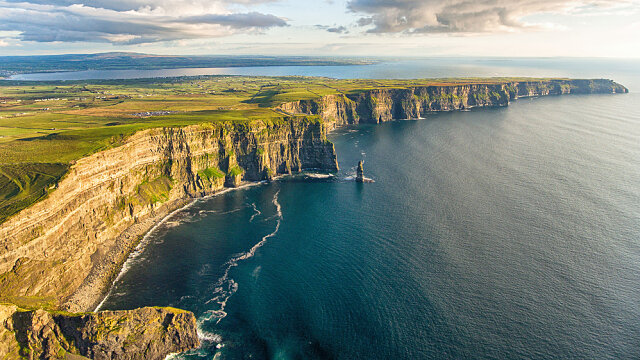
<box><xmin>0</xmin><ymin>0</ymin><xmax>639</xmax><ymax>57</ymax></box>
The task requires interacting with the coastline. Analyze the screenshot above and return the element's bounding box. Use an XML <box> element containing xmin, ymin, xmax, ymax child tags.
<box><xmin>63</xmin><ymin>196</ymin><xmax>194</xmax><ymax>312</ymax></box>
<box><xmin>2</xmin><ymin>78</ymin><xmax>626</xmax><ymax>315</ymax></box>
<box><xmin>73</xmin><ymin>81</ymin><xmax>630</xmax><ymax>313</ymax></box>
<box><xmin>85</xmin><ymin>177</ymin><xmax>285</xmax><ymax>313</ymax></box>
<box><xmin>92</xmin><ymin>196</ymin><xmax>199</xmax><ymax>313</ymax></box>
<box><xmin>0</xmin><ymin>117</ymin><xmax>338</xmax><ymax>313</ymax></box>
<box><xmin>85</xmin><ymin>118</ymin><xmax>419</xmax><ymax>314</ymax></box>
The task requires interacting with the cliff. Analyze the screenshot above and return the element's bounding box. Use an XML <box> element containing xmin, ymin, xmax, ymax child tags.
<box><xmin>277</xmin><ymin>79</ymin><xmax>628</xmax><ymax>129</ymax></box>
<box><xmin>0</xmin><ymin>117</ymin><xmax>337</xmax><ymax>315</ymax></box>
<box><xmin>0</xmin><ymin>304</ymin><xmax>198</xmax><ymax>359</ymax></box>
<box><xmin>0</xmin><ymin>79</ymin><xmax>626</xmax><ymax>312</ymax></box>
<box><xmin>0</xmin><ymin>77</ymin><xmax>627</xmax><ymax>358</ymax></box>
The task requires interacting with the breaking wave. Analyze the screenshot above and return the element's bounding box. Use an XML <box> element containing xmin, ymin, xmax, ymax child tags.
<box><xmin>304</xmin><ymin>173</ymin><xmax>335</xmax><ymax>180</ymax></box>
<box><xmin>249</xmin><ymin>203</ymin><xmax>261</xmax><ymax>222</ymax></box>
<box><xmin>201</xmin><ymin>190</ymin><xmax>282</xmax><ymax>325</ymax></box>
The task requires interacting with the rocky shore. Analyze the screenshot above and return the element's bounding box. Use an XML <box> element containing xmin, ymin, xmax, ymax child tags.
<box><xmin>0</xmin><ymin>304</ymin><xmax>199</xmax><ymax>359</ymax></box>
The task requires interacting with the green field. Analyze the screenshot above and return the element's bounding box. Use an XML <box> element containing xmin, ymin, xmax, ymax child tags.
<box><xmin>0</xmin><ymin>75</ymin><xmax>558</xmax><ymax>222</ymax></box>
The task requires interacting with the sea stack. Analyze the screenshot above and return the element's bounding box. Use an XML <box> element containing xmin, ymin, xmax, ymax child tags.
<box><xmin>356</xmin><ymin>160</ymin><xmax>364</xmax><ymax>183</ymax></box>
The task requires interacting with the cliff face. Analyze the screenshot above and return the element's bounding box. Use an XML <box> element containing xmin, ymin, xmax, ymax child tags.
<box><xmin>0</xmin><ymin>117</ymin><xmax>337</xmax><ymax>313</ymax></box>
<box><xmin>277</xmin><ymin>79</ymin><xmax>628</xmax><ymax>129</ymax></box>
<box><xmin>0</xmin><ymin>304</ymin><xmax>198</xmax><ymax>359</ymax></box>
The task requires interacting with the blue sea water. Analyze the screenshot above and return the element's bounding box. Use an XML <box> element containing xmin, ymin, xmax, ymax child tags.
<box><xmin>98</xmin><ymin>59</ymin><xmax>640</xmax><ymax>359</ymax></box>
<box><xmin>8</xmin><ymin>57</ymin><xmax>640</xmax><ymax>83</ymax></box>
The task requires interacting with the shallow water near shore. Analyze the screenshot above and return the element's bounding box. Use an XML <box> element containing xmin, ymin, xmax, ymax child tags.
<box><xmin>100</xmin><ymin>61</ymin><xmax>640</xmax><ymax>359</ymax></box>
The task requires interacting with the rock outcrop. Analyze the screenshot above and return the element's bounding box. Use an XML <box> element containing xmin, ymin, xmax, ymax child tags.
<box><xmin>356</xmin><ymin>161</ymin><xmax>364</xmax><ymax>183</ymax></box>
<box><xmin>277</xmin><ymin>79</ymin><xmax>628</xmax><ymax>129</ymax></box>
<box><xmin>0</xmin><ymin>304</ymin><xmax>199</xmax><ymax>359</ymax></box>
<box><xmin>0</xmin><ymin>117</ymin><xmax>338</xmax><ymax>313</ymax></box>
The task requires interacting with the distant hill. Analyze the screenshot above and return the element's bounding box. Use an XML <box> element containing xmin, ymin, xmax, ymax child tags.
<box><xmin>78</xmin><ymin>52</ymin><xmax>177</xmax><ymax>60</ymax></box>
<box><xmin>0</xmin><ymin>52</ymin><xmax>375</xmax><ymax>76</ymax></box>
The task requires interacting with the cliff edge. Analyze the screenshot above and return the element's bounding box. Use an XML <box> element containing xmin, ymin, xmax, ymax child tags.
<box><xmin>277</xmin><ymin>79</ymin><xmax>628</xmax><ymax>129</ymax></box>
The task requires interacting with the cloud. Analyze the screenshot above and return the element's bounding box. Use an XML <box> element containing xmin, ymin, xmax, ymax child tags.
<box><xmin>0</xmin><ymin>0</ymin><xmax>287</xmax><ymax>44</ymax></box>
<box><xmin>347</xmin><ymin>0</ymin><xmax>638</xmax><ymax>34</ymax></box>
<box><xmin>327</xmin><ymin>26</ymin><xmax>349</xmax><ymax>34</ymax></box>
<box><xmin>0</xmin><ymin>39</ymin><xmax>8</xmax><ymax>47</ymax></box>
<box><xmin>315</xmin><ymin>25</ymin><xmax>349</xmax><ymax>34</ymax></box>
<box><xmin>184</xmin><ymin>12</ymin><xmax>287</xmax><ymax>28</ymax></box>
<box><xmin>1</xmin><ymin>0</ymin><xmax>278</xmax><ymax>13</ymax></box>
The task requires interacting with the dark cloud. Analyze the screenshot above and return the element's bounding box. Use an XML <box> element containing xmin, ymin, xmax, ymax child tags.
<box><xmin>327</xmin><ymin>26</ymin><xmax>349</xmax><ymax>33</ymax></box>
<box><xmin>0</xmin><ymin>0</ymin><xmax>287</xmax><ymax>44</ymax></box>
<box><xmin>184</xmin><ymin>12</ymin><xmax>288</xmax><ymax>28</ymax></box>
<box><xmin>315</xmin><ymin>25</ymin><xmax>349</xmax><ymax>34</ymax></box>
<box><xmin>347</xmin><ymin>0</ymin><xmax>632</xmax><ymax>33</ymax></box>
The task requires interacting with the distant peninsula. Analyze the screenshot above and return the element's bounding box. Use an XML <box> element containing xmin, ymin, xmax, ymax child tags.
<box><xmin>0</xmin><ymin>52</ymin><xmax>375</xmax><ymax>78</ymax></box>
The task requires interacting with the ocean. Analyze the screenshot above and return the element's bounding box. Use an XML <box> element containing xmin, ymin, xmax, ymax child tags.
<box><xmin>97</xmin><ymin>59</ymin><xmax>640</xmax><ymax>359</ymax></box>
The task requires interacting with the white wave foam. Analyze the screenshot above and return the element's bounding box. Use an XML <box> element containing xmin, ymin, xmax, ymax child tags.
<box><xmin>178</xmin><ymin>295</ymin><xmax>195</xmax><ymax>303</ymax></box>
<box><xmin>201</xmin><ymin>190</ymin><xmax>282</xmax><ymax>325</ymax></box>
<box><xmin>252</xmin><ymin>265</ymin><xmax>262</xmax><ymax>279</ymax></box>
<box><xmin>94</xmin><ymin>181</ymin><xmax>270</xmax><ymax>312</ymax></box>
<box><xmin>197</xmin><ymin>264</ymin><xmax>212</xmax><ymax>276</ymax></box>
<box><xmin>197</xmin><ymin>327</ymin><xmax>223</xmax><ymax>343</ymax></box>
<box><xmin>305</xmin><ymin>173</ymin><xmax>334</xmax><ymax>179</ymax></box>
<box><xmin>163</xmin><ymin>221</ymin><xmax>182</xmax><ymax>228</ymax></box>
<box><xmin>342</xmin><ymin>175</ymin><xmax>375</xmax><ymax>182</ymax></box>
<box><xmin>249</xmin><ymin>203</ymin><xmax>261</xmax><ymax>223</ymax></box>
